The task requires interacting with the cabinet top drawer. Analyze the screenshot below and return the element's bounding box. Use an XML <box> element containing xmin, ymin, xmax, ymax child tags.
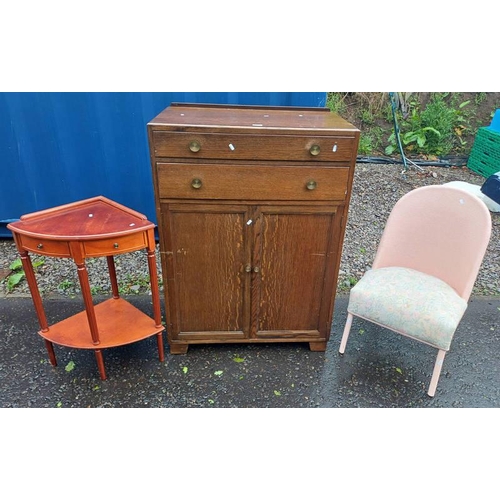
<box><xmin>157</xmin><ymin>163</ymin><xmax>350</xmax><ymax>202</ymax></box>
<box><xmin>152</xmin><ymin>131</ymin><xmax>356</xmax><ymax>162</ymax></box>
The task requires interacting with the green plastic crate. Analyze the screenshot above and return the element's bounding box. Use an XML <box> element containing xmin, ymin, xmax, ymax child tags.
<box><xmin>468</xmin><ymin>127</ymin><xmax>500</xmax><ymax>178</ymax></box>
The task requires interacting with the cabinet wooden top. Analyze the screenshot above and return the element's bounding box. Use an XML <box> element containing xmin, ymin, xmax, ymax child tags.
<box><xmin>148</xmin><ymin>103</ymin><xmax>359</xmax><ymax>135</ymax></box>
<box><xmin>7</xmin><ymin>196</ymin><xmax>155</xmax><ymax>241</ymax></box>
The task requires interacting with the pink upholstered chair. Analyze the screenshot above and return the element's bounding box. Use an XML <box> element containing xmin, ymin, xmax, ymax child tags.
<box><xmin>339</xmin><ymin>185</ymin><xmax>492</xmax><ymax>397</ymax></box>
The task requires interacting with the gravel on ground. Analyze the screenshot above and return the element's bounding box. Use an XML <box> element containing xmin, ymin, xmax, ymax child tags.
<box><xmin>1</xmin><ymin>162</ymin><xmax>499</xmax><ymax>298</ymax></box>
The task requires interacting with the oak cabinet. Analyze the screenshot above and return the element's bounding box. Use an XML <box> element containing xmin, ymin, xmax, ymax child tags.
<box><xmin>148</xmin><ymin>103</ymin><xmax>359</xmax><ymax>354</ymax></box>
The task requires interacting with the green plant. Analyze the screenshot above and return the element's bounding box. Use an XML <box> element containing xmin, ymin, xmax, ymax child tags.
<box><xmin>420</xmin><ymin>93</ymin><xmax>470</xmax><ymax>153</ymax></box>
<box><xmin>90</xmin><ymin>285</ymin><xmax>102</xmax><ymax>295</ymax></box>
<box><xmin>358</xmin><ymin>134</ymin><xmax>374</xmax><ymax>155</ymax></box>
<box><xmin>57</xmin><ymin>279</ymin><xmax>74</xmax><ymax>292</ymax></box>
<box><xmin>5</xmin><ymin>257</ymin><xmax>44</xmax><ymax>291</ymax></box>
<box><xmin>118</xmin><ymin>273</ymin><xmax>151</xmax><ymax>294</ymax></box>
<box><xmin>475</xmin><ymin>92</ymin><xmax>487</xmax><ymax>105</ymax></box>
<box><xmin>385</xmin><ymin>94</ymin><xmax>470</xmax><ymax>156</ymax></box>
<box><xmin>360</xmin><ymin>109</ymin><xmax>375</xmax><ymax>126</ymax></box>
<box><xmin>385</xmin><ymin>116</ymin><xmax>441</xmax><ymax>155</ymax></box>
<box><xmin>326</xmin><ymin>92</ymin><xmax>350</xmax><ymax>115</ymax></box>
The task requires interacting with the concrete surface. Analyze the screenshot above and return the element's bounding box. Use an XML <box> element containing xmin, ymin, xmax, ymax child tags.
<box><xmin>1</xmin><ymin>294</ymin><xmax>499</xmax><ymax>408</ymax></box>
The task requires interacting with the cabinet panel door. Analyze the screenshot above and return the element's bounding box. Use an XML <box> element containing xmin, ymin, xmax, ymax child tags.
<box><xmin>164</xmin><ymin>204</ymin><xmax>251</xmax><ymax>338</ymax></box>
<box><xmin>252</xmin><ymin>206</ymin><xmax>339</xmax><ymax>338</ymax></box>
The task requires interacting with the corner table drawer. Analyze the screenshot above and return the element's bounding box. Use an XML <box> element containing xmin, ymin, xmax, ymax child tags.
<box><xmin>20</xmin><ymin>235</ymin><xmax>71</xmax><ymax>257</ymax></box>
<box><xmin>83</xmin><ymin>233</ymin><xmax>147</xmax><ymax>257</ymax></box>
<box><xmin>152</xmin><ymin>131</ymin><xmax>355</xmax><ymax>162</ymax></box>
<box><xmin>157</xmin><ymin>163</ymin><xmax>350</xmax><ymax>201</ymax></box>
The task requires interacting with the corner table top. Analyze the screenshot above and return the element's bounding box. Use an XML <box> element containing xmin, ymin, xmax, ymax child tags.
<box><xmin>7</xmin><ymin>196</ymin><xmax>155</xmax><ymax>241</ymax></box>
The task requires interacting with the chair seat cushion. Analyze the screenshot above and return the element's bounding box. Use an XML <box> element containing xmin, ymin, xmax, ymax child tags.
<box><xmin>347</xmin><ymin>267</ymin><xmax>468</xmax><ymax>350</ymax></box>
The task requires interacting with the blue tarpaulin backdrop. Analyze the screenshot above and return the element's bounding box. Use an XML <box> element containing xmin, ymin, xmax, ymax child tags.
<box><xmin>0</xmin><ymin>92</ymin><xmax>327</xmax><ymax>237</ymax></box>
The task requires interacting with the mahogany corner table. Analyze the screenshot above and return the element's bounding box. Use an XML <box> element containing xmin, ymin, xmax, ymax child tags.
<box><xmin>7</xmin><ymin>196</ymin><xmax>165</xmax><ymax>380</ymax></box>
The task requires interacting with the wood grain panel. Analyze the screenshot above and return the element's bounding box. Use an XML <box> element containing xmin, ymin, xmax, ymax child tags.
<box><xmin>254</xmin><ymin>207</ymin><xmax>336</xmax><ymax>334</ymax></box>
<box><xmin>148</xmin><ymin>103</ymin><xmax>359</xmax><ymax>132</ymax></box>
<box><xmin>169</xmin><ymin>205</ymin><xmax>250</xmax><ymax>334</ymax></box>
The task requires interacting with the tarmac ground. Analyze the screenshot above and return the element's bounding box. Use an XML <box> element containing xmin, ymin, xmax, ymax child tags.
<box><xmin>1</xmin><ymin>293</ymin><xmax>499</xmax><ymax>408</ymax></box>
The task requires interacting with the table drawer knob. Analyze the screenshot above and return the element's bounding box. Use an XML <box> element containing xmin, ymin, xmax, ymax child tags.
<box><xmin>114</xmin><ymin>243</ymin><xmax>119</xmax><ymax>249</ymax></box>
<box><xmin>37</xmin><ymin>243</ymin><xmax>44</xmax><ymax>249</ymax></box>
<box><xmin>189</xmin><ymin>141</ymin><xmax>201</xmax><ymax>153</ymax></box>
<box><xmin>309</xmin><ymin>144</ymin><xmax>321</xmax><ymax>156</ymax></box>
<box><xmin>306</xmin><ymin>180</ymin><xmax>317</xmax><ymax>190</ymax></box>
<box><xmin>191</xmin><ymin>178</ymin><xmax>203</xmax><ymax>189</ymax></box>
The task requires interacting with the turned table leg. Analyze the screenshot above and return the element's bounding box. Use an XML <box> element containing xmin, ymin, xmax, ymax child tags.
<box><xmin>44</xmin><ymin>340</ymin><xmax>57</xmax><ymax>366</ymax></box>
<box><xmin>18</xmin><ymin>247</ymin><xmax>57</xmax><ymax>366</ymax></box>
<box><xmin>146</xmin><ymin>229</ymin><xmax>165</xmax><ymax>361</ymax></box>
<box><xmin>107</xmin><ymin>256</ymin><xmax>120</xmax><ymax>299</ymax></box>
<box><xmin>74</xmin><ymin>259</ymin><xmax>100</xmax><ymax>345</ymax></box>
<box><xmin>71</xmin><ymin>244</ymin><xmax>106</xmax><ymax>379</ymax></box>
<box><xmin>94</xmin><ymin>349</ymin><xmax>107</xmax><ymax>380</ymax></box>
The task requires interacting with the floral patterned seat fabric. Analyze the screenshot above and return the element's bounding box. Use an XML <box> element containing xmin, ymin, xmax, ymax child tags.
<box><xmin>348</xmin><ymin>266</ymin><xmax>468</xmax><ymax>351</ymax></box>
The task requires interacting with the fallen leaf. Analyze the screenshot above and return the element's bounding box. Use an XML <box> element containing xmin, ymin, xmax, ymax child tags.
<box><xmin>65</xmin><ymin>361</ymin><xmax>75</xmax><ymax>372</ymax></box>
<box><xmin>214</xmin><ymin>370</ymin><xmax>223</xmax><ymax>376</ymax></box>
<box><xmin>182</xmin><ymin>366</ymin><xmax>188</xmax><ymax>374</ymax></box>
<box><xmin>274</xmin><ymin>390</ymin><xmax>281</xmax><ymax>396</ymax></box>
<box><xmin>233</xmin><ymin>357</ymin><xmax>245</xmax><ymax>363</ymax></box>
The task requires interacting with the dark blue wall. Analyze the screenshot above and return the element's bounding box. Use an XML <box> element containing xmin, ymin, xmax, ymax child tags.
<box><xmin>0</xmin><ymin>92</ymin><xmax>326</xmax><ymax>237</ymax></box>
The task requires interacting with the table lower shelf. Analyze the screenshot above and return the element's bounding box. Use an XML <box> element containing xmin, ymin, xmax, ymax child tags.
<box><xmin>39</xmin><ymin>297</ymin><xmax>164</xmax><ymax>349</ymax></box>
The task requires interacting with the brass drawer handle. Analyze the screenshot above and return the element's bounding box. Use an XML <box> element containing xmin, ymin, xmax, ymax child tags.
<box><xmin>309</xmin><ymin>144</ymin><xmax>320</xmax><ymax>156</ymax></box>
<box><xmin>37</xmin><ymin>243</ymin><xmax>44</xmax><ymax>249</ymax></box>
<box><xmin>191</xmin><ymin>178</ymin><xmax>202</xmax><ymax>189</ymax></box>
<box><xmin>189</xmin><ymin>140</ymin><xmax>201</xmax><ymax>153</ymax></box>
<box><xmin>306</xmin><ymin>180</ymin><xmax>317</xmax><ymax>191</ymax></box>
<box><xmin>114</xmin><ymin>243</ymin><xmax>119</xmax><ymax>249</ymax></box>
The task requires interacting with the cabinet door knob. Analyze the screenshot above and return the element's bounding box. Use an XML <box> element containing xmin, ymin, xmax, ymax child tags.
<box><xmin>253</xmin><ymin>266</ymin><xmax>260</xmax><ymax>274</ymax></box>
<box><xmin>244</xmin><ymin>264</ymin><xmax>252</xmax><ymax>273</ymax></box>
<box><xmin>306</xmin><ymin>180</ymin><xmax>317</xmax><ymax>190</ymax></box>
<box><xmin>191</xmin><ymin>178</ymin><xmax>202</xmax><ymax>189</ymax></box>
<box><xmin>309</xmin><ymin>144</ymin><xmax>320</xmax><ymax>156</ymax></box>
<box><xmin>189</xmin><ymin>140</ymin><xmax>201</xmax><ymax>153</ymax></box>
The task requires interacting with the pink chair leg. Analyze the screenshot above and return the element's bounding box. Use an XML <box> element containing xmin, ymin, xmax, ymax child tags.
<box><xmin>428</xmin><ymin>349</ymin><xmax>446</xmax><ymax>397</ymax></box>
<box><xmin>339</xmin><ymin>313</ymin><xmax>354</xmax><ymax>354</ymax></box>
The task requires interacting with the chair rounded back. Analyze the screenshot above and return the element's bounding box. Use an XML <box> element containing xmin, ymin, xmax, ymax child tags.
<box><xmin>372</xmin><ymin>185</ymin><xmax>492</xmax><ymax>300</ymax></box>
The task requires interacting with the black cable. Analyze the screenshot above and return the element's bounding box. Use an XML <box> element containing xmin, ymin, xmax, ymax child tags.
<box><xmin>356</xmin><ymin>155</ymin><xmax>469</xmax><ymax>167</ymax></box>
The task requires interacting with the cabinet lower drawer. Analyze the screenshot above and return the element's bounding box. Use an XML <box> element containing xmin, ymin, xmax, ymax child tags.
<box><xmin>83</xmin><ymin>233</ymin><xmax>147</xmax><ymax>257</ymax></box>
<box><xmin>152</xmin><ymin>131</ymin><xmax>356</xmax><ymax>162</ymax></box>
<box><xmin>157</xmin><ymin>163</ymin><xmax>350</xmax><ymax>201</ymax></box>
<box><xmin>20</xmin><ymin>235</ymin><xmax>70</xmax><ymax>257</ymax></box>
